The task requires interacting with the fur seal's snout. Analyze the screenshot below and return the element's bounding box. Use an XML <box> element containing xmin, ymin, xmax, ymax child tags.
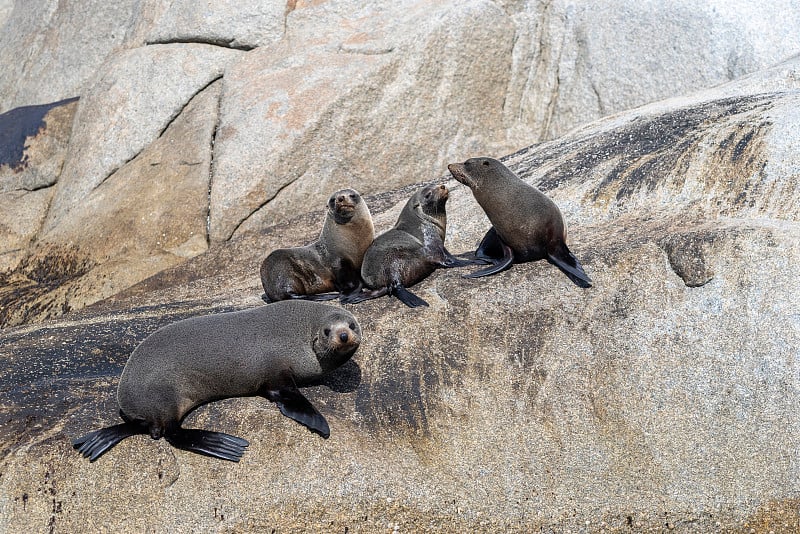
<box><xmin>447</xmin><ymin>163</ymin><xmax>471</xmax><ymax>186</ymax></box>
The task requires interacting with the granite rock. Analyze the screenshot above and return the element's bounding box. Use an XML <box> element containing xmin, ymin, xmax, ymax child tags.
<box><xmin>1</xmin><ymin>73</ymin><xmax>798</xmax><ymax>530</ymax></box>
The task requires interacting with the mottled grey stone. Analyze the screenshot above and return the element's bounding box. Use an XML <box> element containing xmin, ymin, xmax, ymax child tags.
<box><xmin>1</xmin><ymin>78</ymin><xmax>798</xmax><ymax>532</ymax></box>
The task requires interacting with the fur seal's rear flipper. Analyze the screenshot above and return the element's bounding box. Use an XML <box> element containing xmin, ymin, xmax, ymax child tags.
<box><xmin>391</xmin><ymin>283</ymin><xmax>429</xmax><ymax>308</ymax></box>
<box><xmin>340</xmin><ymin>287</ymin><xmax>389</xmax><ymax>304</ymax></box>
<box><xmin>464</xmin><ymin>238</ymin><xmax>514</xmax><ymax>279</ymax></box>
<box><xmin>164</xmin><ymin>428</ymin><xmax>249</xmax><ymax>462</ymax></box>
<box><xmin>290</xmin><ymin>292</ymin><xmax>340</xmax><ymax>302</ymax></box>
<box><xmin>547</xmin><ymin>242</ymin><xmax>593</xmax><ymax>288</ymax></box>
<box><xmin>265</xmin><ymin>385</ymin><xmax>331</xmax><ymax>438</ymax></box>
<box><xmin>72</xmin><ymin>422</ymin><xmax>146</xmax><ymax>462</ymax></box>
<box><xmin>439</xmin><ymin>248</ymin><xmax>480</xmax><ymax>268</ymax></box>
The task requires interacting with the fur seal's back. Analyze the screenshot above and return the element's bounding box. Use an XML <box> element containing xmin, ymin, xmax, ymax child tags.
<box><xmin>261</xmin><ymin>189</ymin><xmax>374</xmax><ymax>301</ymax></box>
<box><xmin>74</xmin><ymin>301</ymin><xmax>361</xmax><ymax>462</ymax></box>
<box><xmin>343</xmin><ymin>184</ymin><xmax>474</xmax><ymax>307</ymax></box>
<box><xmin>448</xmin><ymin>157</ymin><xmax>592</xmax><ymax>287</ymax></box>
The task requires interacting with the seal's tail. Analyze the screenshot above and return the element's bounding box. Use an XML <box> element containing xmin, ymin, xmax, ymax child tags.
<box><xmin>548</xmin><ymin>243</ymin><xmax>593</xmax><ymax>288</ymax></box>
<box><xmin>72</xmin><ymin>422</ymin><xmax>145</xmax><ymax>462</ymax></box>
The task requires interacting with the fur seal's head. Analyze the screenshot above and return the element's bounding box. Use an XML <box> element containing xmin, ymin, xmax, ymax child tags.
<box><xmin>418</xmin><ymin>183</ymin><xmax>449</xmax><ymax>217</ymax></box>
<box><xmin>328</xmin><ymin>188</ymin><xmax>364</xmax><ymax>225</ymax></box>
<box><xmin>448</xmin><ymin>157</ymin><xmax>509</xmax><ymax>191</ymax></box>
<box><xmin>396</xmin><ymin>183</ymin><xmax>450</xmax><ymax>236</ymax></box>
<box><xmin>312</xmin><ymin>309</ymin><xmax>362</xmax><ymax>373</ymax></box>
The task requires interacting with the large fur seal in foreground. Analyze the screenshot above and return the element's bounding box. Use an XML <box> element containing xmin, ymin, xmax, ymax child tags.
<box><xmin>342</xmin><ymin>183</ymin><xmax>473</xmax><ymax>308</ymax></box>
<box><xmin>448</xmin><ymin>157</ymin><xmax>592</xmax><ymax>288</ymax></box>
<box><xmin>73</xmin><ymin>301</ymin><xmax>362</xmax><ymax>463</ymax></box>
<box><xmin>260</xmin><ymin>188</ymin><xmax>374</xmax><ymax>302</ymax></box>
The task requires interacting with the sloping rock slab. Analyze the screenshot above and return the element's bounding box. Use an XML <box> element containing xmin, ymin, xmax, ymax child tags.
<box><xmin>0</xmin><ymin>89</ymin><xmax>798</xmax><ymax>532</ymax></box>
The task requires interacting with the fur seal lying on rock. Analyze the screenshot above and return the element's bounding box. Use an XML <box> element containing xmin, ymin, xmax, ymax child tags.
<box><xmin>73</xmin><ymin>301</ymin><xmax>361</xmax><ymax>463</ymax></box>
<box><xmin>342</xmin><ymin>183</ymin><xmax>473</xmax><ymax>307</ymax></box>
<box><xmin>448</xmin><ymin>157</ymin><xmax>592</xmax><ymax>288</ymax></box>
<box><xmin>260</xmin><ymin>188</ymin><xmax>374</xmax><ymax>302</ymax></box>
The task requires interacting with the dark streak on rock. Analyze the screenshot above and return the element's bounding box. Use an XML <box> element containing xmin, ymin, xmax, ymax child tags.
<box><xmin>509</xmin><ymin>93</ymin><xmax>775</xmax><ymax>200</ymax></box>
<box><xmin>146</xmin><ymin>38</ymin><xmax>254</xmax><ymax>52</ymax></box>
<box><xmin>0</xmin><ymin>245</ymin><xmax>95</xmax><ymax>328</ymax></box>
<box><xmin>0</xmin><ymin>97</ymin><xmax>79</xmax><ymax>172</ymax></box>
<box><xmin>92</xmin><ymin>76</ymin><xmax>223</xmax><ymax>193</ymax></box>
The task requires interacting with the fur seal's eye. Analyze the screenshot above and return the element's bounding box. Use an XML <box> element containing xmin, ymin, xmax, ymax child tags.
<box><xmin>482</xmin><ymin>160</ymin><xmax>490</xmax><ymax>166</ymax></box>
<box><xmin>324</xmin><ymin>328</ymin><xmax>331</xmax><ymax>337</ymax></box>
<box><xmin>349</xmin><ymin>322</ymin><xmax>356</xmax><ymax>330</ymax></box>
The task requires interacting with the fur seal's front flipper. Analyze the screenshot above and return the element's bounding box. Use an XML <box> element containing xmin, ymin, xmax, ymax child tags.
<box><xmin>72</xmin><ymin>422</ymin><xmax>146</xmax><ymax>462</ymax></box>
<box><xmin>265</xmin><ymin>386</ymin><xmax>331</xmax><ymax>439</ymax></box>
<box><xmin>391</xmin><ymin>283</ymin><xmax>429</xmax><ymax>308</ymax></box>
<box><xmin>164</xmin><ymin>428</ymin><xmax>249</xmax><ymax>462</ymax></box>
<box><xmin>453</xmin><ymin>251</ymin><xmax>492</xmax><ymax>264</ymax></box>
<box><xmin>464</xmin><ymin>238</ymin><xmax>514</xmax><ymax>278</ymax></box>
<box><xmin>547</xmin><ymin>242</ymin><xmax>593</xmax><ymax>288</ymax></box>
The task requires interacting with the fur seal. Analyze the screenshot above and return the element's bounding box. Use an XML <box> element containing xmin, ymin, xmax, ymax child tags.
<box><xmin>448</xmin><ymin>157</ymin><xmax>592</xmax><ymax>287</ymax></box>
<box><xmin>260</xmin><ymin>188</ymin><xmax>374</xmax><ymax>302</ymax></box>
<box><xmin>73</xmin><ymin>301</ymin><xmax>361</xmax><ymax>463</ymax></box>
<box><xmin>342</xmin><ymin>183</ymin><xmax>472</xmax><ymax>307</ymax></box>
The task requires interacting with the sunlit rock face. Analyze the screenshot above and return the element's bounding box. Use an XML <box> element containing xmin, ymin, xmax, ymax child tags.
<box><xmin>1</xmin><ymin>54</ymin><xmax>798</xmax><ymax>530</ymax></box>
<box><xmin>1</xmin><ymin>0</ymin><xmax>799</xmax><ymax>326</ymax></box>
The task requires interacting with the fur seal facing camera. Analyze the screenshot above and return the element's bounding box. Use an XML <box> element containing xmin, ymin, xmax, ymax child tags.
<box><xmin>260</xmin><ymin>188</ymin><xmax>374</xmax><ymax>302</ymax></box>
<box><xmin>448</xmin><ymin>157</ymin><xmax>592</xmax><ymax>288</ymax></box>
<box><xmin>73</xmin><ymin>301</ymin><xmax>362</xmax><ymax>463</ymax></box>
<box><xmin>342</xmin><ymin>183</ymin><xmax>473</xmax><ymax>308</ymax></box>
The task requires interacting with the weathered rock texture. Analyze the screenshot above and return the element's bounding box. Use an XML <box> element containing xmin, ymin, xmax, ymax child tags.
<box><xmin>1</xmin><ymin>62</ymin><xmax>798</xmax><ymax>530</ymax></box>
<box><xmin>1</xmin><ymin>1</ymin><xmax>800</xmax><ymax>327</ymax></box>
<box><xmin>0</xmin><ymin>98</ymin><xmax>78</xmax><ymax>273</ymax></box>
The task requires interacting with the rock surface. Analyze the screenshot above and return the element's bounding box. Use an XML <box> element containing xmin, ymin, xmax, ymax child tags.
<box><xmin>1</xmin><ymin>63</ymin><xmax>799</xmax><ymax>530</ymax></box>
<box><xmin>2</xmin><ymin>1</ymin><xmax>800</xmax><ymax>328</ymax></box>
<box><xmin>1</xmin><ymin>81</ymin><xmax>221</xmax><ymax>328</ymax></box>
<box><xmin>0</xmin><ymin>98</ymin><xmax>78</xmax><ymax>273</ymax></box>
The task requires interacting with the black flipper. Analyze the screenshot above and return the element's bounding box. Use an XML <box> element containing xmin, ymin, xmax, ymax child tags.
<box><xmin>439</xmin><ymin>248</ymin><xmax>482</xmax><ymax>268</ymax></box>
<box><xmin>340</xmin><ymin>287</ymin><xmax>388</xmax><ymax>304</ymax></box>
<box><xmin>453</xmin><ymin>251</ymin><xmax>492</xmax><ymax>264</ymax></box>
<box><xmin>473</xmin><ymin>227</ymin><xmax>505</xmax><ymax>260</ymax></box>
<box><xmin>261</xmin><ymin>293</ymin><xmax>272</xmax><ymax>303</ymax></box>
<box><xmin>391</xmin><ymin>283</ymin><xmax>429</xmax><ymax>308</ymax></box>
<box><xmin>547</xmin><ymin>242</ymin><xmax>592</xmax><ymax>288</ymax></box>
<box><xmin>265</xmin><ymin>386</ymin><xmax>330</xmax><ymax>438</ymax></box>
<box><xmin>164</xmin><ymin>428</ymin><xmax>249</xmax><ymax>462</ymax></box>
<box><xmin>72</xmin><ymin>422</ymin><xmax>146</xmax><ymax>462</ymax></box>
<box><xmin>463</xmin><ymin>239</ymin><xmax>514</xmax><ymax>278</ymax></box>
<box><xmin>290</xmin><ymin>292</ymin><xmax>340</xmax><ymax>301</ymax></box>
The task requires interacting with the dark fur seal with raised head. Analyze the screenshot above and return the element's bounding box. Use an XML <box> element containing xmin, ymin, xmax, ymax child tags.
<box><xmin>260</xmin><ymin>188</ymin><xmax>374</xmax><ymax>302</ymax></box>
<box><xmin>448</xmin><ymin>157</ymin><xmax>592</xmax><ymax>287</ymax></box>
<box><xmin>342</xmin><ymin>183</ymin><xmax>472</xmax><ymax>307</ymax></box>
<box><xmin>73</xmin><ymin>301</ymin><xmax>361</xmax><ymax>462</ymax></box>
